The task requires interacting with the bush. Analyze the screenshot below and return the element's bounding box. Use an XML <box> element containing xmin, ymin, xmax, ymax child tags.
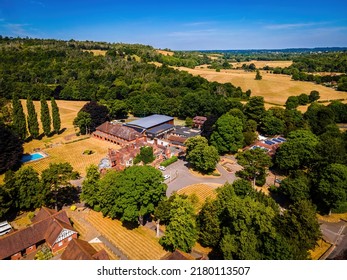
<box><xmin>160</xmin><ymin>156</ymin><xmax>178</xmax><ymax>167</ymax></box>
<box><xmin>27</xmin><ymin>212</ymin><xmax>35</xmax><ymax>220</ymax></box>
<box><xmin>93</xmin><ymin>205</ymin><xmax>101</xmax><ymax>212</ymax></box>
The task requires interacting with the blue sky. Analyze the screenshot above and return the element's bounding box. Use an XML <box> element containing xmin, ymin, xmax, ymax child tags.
<box><xmin>1</xmin><ymin>0</ymin><xmax>347</xmax><ymax>50</ymax></box>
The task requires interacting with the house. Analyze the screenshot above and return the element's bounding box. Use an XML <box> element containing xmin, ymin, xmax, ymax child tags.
<box><xmin>92</xmin><ymin>121</ymin><xmax>145</xmax><ymax>147</ymax></box>
<box><xmin>192</xmin><ymin>116</ymin><xmax>207</xmax><ymax>129</ymax></box>
<box><xmin>161</xmin><ymin>250</ymin><xmax>200</xmax><ymax>260</ymax></box>
<box><xmin>248</xmin><ymin>136</ymin><xmax>287</xmax><ymax>156</ymax></box>
<box><xmin>61</xmin><ymin>238</ymin><xmax>109</xmax><ymax>260</ymax></box>
<box><xmin>0</xmin><ymin>207</ymin><xmax>77</xmax><ymax>260</ymax></box>
<box><xmin>108</xmin><ymin>140</ymin><xmax>164</xmax><ymax>171</ymax></box>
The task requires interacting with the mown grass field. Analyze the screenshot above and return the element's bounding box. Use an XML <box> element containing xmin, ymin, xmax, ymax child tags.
<box><xmin>24</xmin><ymin>137</ymin><xmax>119</xmax><ymax>176</ymax></box>
<box><xmin>86</xmin><ymin>210</ymin><xmax>167</xmax><ymax>260</ymax></box>
<box><xmin>178</xmin><ymin>66</ymin><xmax>347</xmax><ymax>106</ymax></box>
<box><xmin>177</xmin><ymin>184</ymin><xmax>219</xmax><ymax>209</ymax></box>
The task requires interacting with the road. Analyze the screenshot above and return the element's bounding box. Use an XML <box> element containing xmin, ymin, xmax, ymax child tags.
<box><xmin>163</xmin><ymin>158</ymin><xmax>242</xmax><ymax>196</ymax></box>
<box><xmin>319</xmin><ymin>219</ymin><xmax>347</xmax><ymax>259</ymax></box>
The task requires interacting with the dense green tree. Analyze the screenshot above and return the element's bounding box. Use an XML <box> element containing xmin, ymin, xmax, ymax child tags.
<box><xmin>328</xmin><ymin>101</ymin><xmax>347</xmax><ymax>123</ymax></box>
<box><xmin>12</xmin><ymin>94</ymin><xmax>27</xmax><ymax>139</ymax></box>
<box><xmin>317</xmin><ymin>128</ymin><xmax>346</xmax><ymax>165</ymax></box>
<box><xmin>15</xmin><ymin>166</ymin><xmax>41</xmax><ymax>210</ymax></box>
<box><xmin>0</xmin><ymin>124</ymin><xmax>23</xmax><ymax>174</ymax></box>
<box><xmin>218</xmin><ymin>196</ymin><xmax>277</xmax><ymax>260</ymax></box>
<box><xmin>260</xmin><ymin>112</ymin><xmax>285</xmax><ymax>136</ymax></box>
<box><xmin>276</xmin><ymin>200</ymin><xmax>321</xmax><ymax>259</ymax></box>
<box><xmin>243</xmin><ymin>96</ymin><xmax>266</xmax><ymax>123</ymax></box>
<box><xmin>278</xmin><ymin>171</ymin><xmax>311</xmax><ymax>203</ymax></box>
<box><xmin>73</xmin><ymin>111</ymin><xmax>92</xmax><ymax>135</ymax></box>
<box><xmin>98</xmin><ymin>166</ymin><xmax>167</xmax><ymax>223</ymax></box>
<box><xmin>297</xmin><ymin>93</ymin><xmax>310</xmax><ymax>105</ymax></box>
<box><xmin>197</xmin><ymin>198</ymin><xmax>221</xmax><ymax>247</ymax></box>
<box><xmin>309</xmin><ymin>90</ymin><xmax>320</xmax><ymax>102</ymax></box>
<box><xmin>186</xmin><ymin>136</ymin><xmax>219</xmax><ymax>173</ymax></box>
<box><xmin>26</xmin><ymin>95</ymin><xmax>40</xmax><ymax>139</ymax></box>
<box><xmin>40</xmin><ymin>162</ymin><xmax>76</xmax><ymax>210</ymax></box>
<box><xmin>255</xmin><ymin>70</ymin><xmax>262</xmax><ymax>80</ymax></box>
<box><xmin>304</xmin><ymin>103</ymin><xmax>335</xmax><ymax>135</ymax></box>
<box><xmin>275</xmin><ymin>129</ymin><xmax>319</xmax><ymax>171</ymax></box>
<box><xmin>101</xmin><ymin>99</ymin><xmax>128</xmax><ymax>119</ymax></box>
<box><xmin>283</xmin><ymin>109</ymin><xmax>307</xmax><ymax>135</ymax></box>
<box><xmin>0</xmin><ymin>186</ymin><xmax>11</xmax><ymax>219</ymax></box>
<box><xmin>232</xmin><ymin>179</ymin><xmax>253</xmax><ymax>198</ymax></box>
<box><xmin>159</xmin><ymin>195</ymin><xmax>197</xmax><ymax>252</ymax></box>
<box><xmin>40</xmin><ymin>94</ymin><xmax>51</xmax><ymax>136</ymax></box>
<box><xmin>285</xmin><ymin>96</ymin><xmax>299</xmax><ymax>110</ymax></box>
<box><xmin>77</xmin><ymin>101</ymin><xmax>109</xmax><ymax>132</ymax></box>
<box><xmin>51</xmin><ymin>97</ymin><xmax>61</xmax><ymax>134</ymax></box>
<box><xmin>316</xmin><ymin>163</ymin><xmax>347</xmax><ymax>213</ymax></box>
<box><xmin>81</xmin><ymin>164</ymin><xmax>100</xmax><ymax>208</ymax></box>
<box><xmin>236</xmin><ymin>148</ymin><xmax>272</xmax><ymax>186</ymax></box>
<box><xmin>134</xmin><ymin>146</ymin><xmax>155</xmax><ymax>164</ymax></box>
<box><xmin>185</xmin><ymin>117</ymin><xmax>193</xmax><ymax>128</ymax></box>
<box><xmin>210</xmin><ymin>114</ymin><xmax>244</xmax><ymax>154</ymax></box>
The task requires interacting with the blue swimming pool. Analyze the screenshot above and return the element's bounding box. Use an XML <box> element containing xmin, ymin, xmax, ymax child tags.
<box><xmin>21</xmin><ymin>153</ymin><xmax>45</xmax><ymax>163</ymax></box>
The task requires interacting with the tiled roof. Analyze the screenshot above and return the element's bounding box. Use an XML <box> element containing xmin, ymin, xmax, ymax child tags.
<box><xmin>95</xmin><ymin>122</ymin><xmax>143</xmax><ymax>141</ymax></box>
<box><xmin>61</xmin><ymin>239</ymin><xmax>109</xmax><ymax>260</ymax></box>
<box><xmin>0</xmin><ymin>208</ymin><xmax>75</xmax><ymax>259</ymax></box>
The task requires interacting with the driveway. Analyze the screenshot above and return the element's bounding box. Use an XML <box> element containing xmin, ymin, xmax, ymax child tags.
<box><xmin>163</xmin><ymin>157</ymin><xmax>242</xmax><ymax>196</ymax></box>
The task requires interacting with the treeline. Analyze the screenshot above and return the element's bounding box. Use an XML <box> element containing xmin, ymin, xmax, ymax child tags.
<box><xmin>0</xmin><ymin>37</ymin><xmax>249</xmax><ymax>118</ymax></box>
<box><xmin>0</xmin><ymin>163</ymin><xmax>79</xmax><ymax>220</ymax></box>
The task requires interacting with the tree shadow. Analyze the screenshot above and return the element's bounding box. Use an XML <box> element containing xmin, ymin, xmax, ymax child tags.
<box><xmin>58</xmin><ymin>128</ymin><xmax>66</xmax><ymax>135</ymax></box>
<box><xmin>122</xmin><ymin>220</ymin><xmax>139</xmax><ymax>230</ymax></box>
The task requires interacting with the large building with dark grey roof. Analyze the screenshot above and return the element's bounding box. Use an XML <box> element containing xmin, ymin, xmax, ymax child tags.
<box><xmin>124</xmin><ymin>114</ymin><xmax>175</xmax><ymax>139</ymax></box>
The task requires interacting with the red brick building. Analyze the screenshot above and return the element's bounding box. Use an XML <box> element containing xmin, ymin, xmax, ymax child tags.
<box><xmin>192</xmin><ymin>116</ymin><xmax>207</xmax><ymax>129</ymax></box>
<box><xmin>0</xmin><ymin>207</ymin><xmax>77</xmax><ymax>260</ymax></box>
<box><xmin>92</xmin><ymin>122</ymin><xmax>145</xmax><ymax>146</ymax></box>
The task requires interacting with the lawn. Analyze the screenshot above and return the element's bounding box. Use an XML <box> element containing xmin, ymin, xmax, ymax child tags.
<box><xmin>24</xmin><ymin>137</ymin><xmax>120</xmax><ymax>176</ymax></box>
<box><xmin>177</xmin><ymin>66</ymin><xmax>347</xmax><ymax>106</ymax></box>
<box><xmin>309</xmin><ymin>239</ymin><xmax>331</xmax><ymax>260</ymax></box>
<box><xmin>177</xmin><ymin>183</ymin><xmax>219</xmax><ymax>209</ymax></box>
<box><xmin>19</xmin><ymin>99</ymin><xmax>120</xmax><ymax>176</ymax></box>
<box><xmin>86</xmin><ymin>210</ymin><xmax>167</xmax><ymax>260</ymax></box>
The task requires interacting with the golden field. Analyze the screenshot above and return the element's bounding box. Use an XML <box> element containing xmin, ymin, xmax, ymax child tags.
<box><xmin>178</xmin><ymin>66</ymin><xmax>347</xmax><ymax>106</ymax></box>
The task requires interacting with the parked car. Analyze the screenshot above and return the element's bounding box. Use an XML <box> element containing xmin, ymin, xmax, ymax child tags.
<box><xmin>158</xmin><ymin>166</ymin><xmax>166</xmax><ymax>171</ymax></box>
<box><xmin>163</xmin><ymin>174</ymin><xmax>170</xmax><ymax>180</ymax></box>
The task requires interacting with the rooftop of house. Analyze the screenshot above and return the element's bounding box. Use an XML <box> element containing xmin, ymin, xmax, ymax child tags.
<box><xmin>172</xmin><ymin>126</ymin><xmax>201</xmax><ymax>138</ymax></box>
<box><xmin>61</xmin><ymin>239</ymin><xmax>109</xmax><ymax>260</ymax></box>
<box><xmin>95</xmin><ymin>122</ymin><xmax>143</xmax><ymax>141</ymax></box>
<box><xmin>125</xmin><ymin>114</ymin><xmax>174</xmax><ymax>130</ymax></box>
<box><xmin>0</xmin><ymin>207</ymin><xmax>76</xmax><ymax>260</ymax></box>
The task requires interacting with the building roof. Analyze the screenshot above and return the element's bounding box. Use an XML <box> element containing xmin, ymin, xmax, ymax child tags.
<box><xmin>95</xmin><ymin>122</ymin><xmax>143</xmax><ymax>141</ymax></box>
<box><xmin>161</xmin><ymin>250</ymin><xmax>195</xmax><ymax>260</ymax></box>
<box><xmin>168</xmin><ymin>135</ymin><xmax>187</xmax><ymax>146</ymax></box>
<box><xmin>61</xmin><ymin>239</ymin><xmax>109</xmax><ymax>260</ymax></box>
<box><xmin>0</xmin><ymin>208</ymin><xmax>76</xmax><ymax>259</ymax></box>
<box><xmin>125</xmin><ymin>114</ymin><xmax>174</xmax><ymax>130</ymax></box>
<box><xmin>146</xmin><ymin>123</ymin><xmax>174</xmax><ymax>136</ymax></box>
<box><xmin>172</xmin><ymin>126</ymin><xmax>201</xmax><ymax>138</ymax></box>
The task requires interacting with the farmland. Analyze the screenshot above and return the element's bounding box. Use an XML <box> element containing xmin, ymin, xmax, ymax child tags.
<box><xmin>177</xmin><ymin>66</ymin><xmax>347</xmax><ymax>106</ymax></box>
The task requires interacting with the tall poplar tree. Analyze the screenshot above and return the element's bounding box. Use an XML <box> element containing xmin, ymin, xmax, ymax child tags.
<box><xmin>40</xmin><ymin>94</ymin><xmax>51</xmax><ymax>136</ymax></box>
<box><xmin>26</xmin><ymin>95</ymin><xmax>39</xmax><ymax>139</ymax></box>
<box><xmin>51</xmin><ymin>97</ymin><xmax>61</xmax><ymax>134</ymax></box>
<box><xmin>12</xmin><ymin>94</ymin><xmax>27</xmax><ymax>140</ymax></box>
